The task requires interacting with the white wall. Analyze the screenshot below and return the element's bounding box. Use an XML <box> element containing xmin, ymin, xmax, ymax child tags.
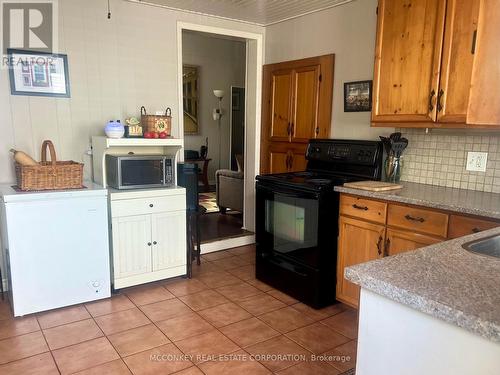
<box><xmin>265</xmin><ymin>0</ymin><xmax>393</xmax><ymax>140</ymax></box>
<box><xmin>0</xmin><ymin>0</ymin><xmax>264</xmax><ymax>184</ymax></box>
<box><xmin>182</xmin><ymin>32</ymin><xmax>246</xmax><ymax>182</ymax></box>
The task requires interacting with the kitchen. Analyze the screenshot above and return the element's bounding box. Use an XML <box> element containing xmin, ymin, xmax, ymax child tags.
<box><xmin>0</xmin><ymin>0</ymin><xmax>500</xmax><ymax>374</ymax></box>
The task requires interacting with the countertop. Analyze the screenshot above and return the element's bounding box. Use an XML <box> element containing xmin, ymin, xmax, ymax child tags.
<box><xmin>345</xmin><ymin>226</ymin><xmax>500</xmax><ymax>343</ymax></box>
<box><xmin>335</xmin><ymin>181</ymin><xmax>500</xmax><ymax>219</ymax></box>
<box><xmin>0</xmin><ymin>182</ymin><xmax>107</xmax><ymax>202</ymax></box>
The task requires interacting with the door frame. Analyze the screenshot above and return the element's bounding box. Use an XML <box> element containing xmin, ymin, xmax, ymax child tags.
<box><xmin>177</xmin><ymin>22</ymin><xmax>263</xmax><ymax>235</ymax></box>
<box><xmin>229</xmin><ymin>85</ymin><xmax>245</xmax><ymax>171</ymax></box>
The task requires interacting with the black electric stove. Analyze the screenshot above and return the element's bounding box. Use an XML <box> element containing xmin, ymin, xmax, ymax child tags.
<box><xmin>255</xmin><ymin>139</ymin><xmax>383</xmax><ymax>308</ymax></box>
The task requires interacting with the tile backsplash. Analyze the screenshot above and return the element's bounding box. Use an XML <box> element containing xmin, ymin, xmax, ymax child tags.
<box><xmin>398</xmin><ymin>129</ymin><xmax>500</xmax><ymax>193</ymax></box>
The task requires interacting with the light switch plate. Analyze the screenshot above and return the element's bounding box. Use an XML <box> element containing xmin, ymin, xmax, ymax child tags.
<box><xmin>466</xmin><ymin>152</ymin><xmax>488</xmax><ymax>172</ymax></box>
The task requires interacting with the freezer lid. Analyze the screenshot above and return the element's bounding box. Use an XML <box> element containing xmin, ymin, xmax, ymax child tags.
<box><xmin>0</xmin><ymin>183</ymin><xmax>108</xmax><ymax>203</ymax></box>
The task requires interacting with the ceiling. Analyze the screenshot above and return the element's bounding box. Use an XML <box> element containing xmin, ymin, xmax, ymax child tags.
<box><xmin>128</xmin><ymin>0</ymin><xmax>356</xmax><ymax>26</ymax></box>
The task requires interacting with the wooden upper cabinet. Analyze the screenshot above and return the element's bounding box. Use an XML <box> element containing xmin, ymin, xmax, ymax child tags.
<box><xmin>291</xmin><ymin>65</ymin><xmax>321</xmax><ymax>143</ymax></box>
<box><xmin>270</xmin><ymin>70</ymin><xmax>293</xmax><ymax>142</ymax></box>
<box><xmin>467</xmin><ymin>0</ymin><xmax>500</xmax><ymax>126</ymax></box>
<box><xmin>372</xmin><ymin>0</ymin><xmax>446</xmax><ymax>123</ymax></box>
<box><xmin>438</xmin><ymin>0</ymin><xmax>480</xmax><ymax>123</ymax></box>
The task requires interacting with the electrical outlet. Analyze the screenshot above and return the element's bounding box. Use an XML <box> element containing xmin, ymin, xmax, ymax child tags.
<box><xmin>466</xmin><ymin>152</ymin><xmax>488</xmax><ymax>172</ymax></box>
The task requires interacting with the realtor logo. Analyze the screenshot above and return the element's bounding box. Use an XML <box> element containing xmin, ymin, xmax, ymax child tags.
<box><xmin>1</xmin><ymin>0</ymin><xmax>58</xmax><ymax>54</ymax></box>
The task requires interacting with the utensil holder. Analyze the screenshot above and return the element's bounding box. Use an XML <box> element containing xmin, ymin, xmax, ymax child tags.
<box><xmin>384</xmin><ymin>155</ymin><xmax>403</xmax><ymax>183</ymax></box>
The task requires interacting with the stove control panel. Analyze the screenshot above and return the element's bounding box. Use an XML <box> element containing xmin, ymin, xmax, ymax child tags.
<box><xmin>306</xmin><ymin>140</ymin><xmax>381</xmax><ymax>166</ymax></box>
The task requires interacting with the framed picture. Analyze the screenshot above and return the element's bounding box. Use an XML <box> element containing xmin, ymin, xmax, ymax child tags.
<box><xmin>183</xmin><ymin>65</ymin><xmax>199</xmax><ymax>135</ymax></box>
<box><xmin>7</xmin><ymin>49</ymin><xmax>70</xmax><ymax>97</ymax></box>
<box><xmin>344</xmin><ymin>80</ymin><xmax>372</xmax><ymax>112</ymax></box>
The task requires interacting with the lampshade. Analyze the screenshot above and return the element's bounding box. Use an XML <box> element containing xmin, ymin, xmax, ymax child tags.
<box><xmin>213</xmin><ymin>90</ymin><xmax>225</xmax><ymax>98</ymax></box>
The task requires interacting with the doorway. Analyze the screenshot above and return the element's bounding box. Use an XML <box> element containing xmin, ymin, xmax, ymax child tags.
<box><xmin>177</xmin><ymin>23</ymin><xmax>263</xmax><ymax>251</ymax></box>
<box><xmin>230</xmin><ymin>86</ymin><xmax>245</xmax><ymax>172</ymax></box>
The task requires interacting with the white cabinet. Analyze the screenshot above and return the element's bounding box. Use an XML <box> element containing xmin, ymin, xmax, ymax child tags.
<box><xmin>110</xmin><ymin>188</ymin><xmax>187</xmax><ymax>289</ymax></box>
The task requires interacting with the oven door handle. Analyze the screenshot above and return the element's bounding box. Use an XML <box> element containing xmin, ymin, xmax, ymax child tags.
<box><xmin>256</xmin><ymin>184</ymin><xmax>319</xmax><ymax>200</ymax></box>
<box><xmin>265</xmin><ymin>256</ymin><xmax>308</xmax><ymax>277</ymax></box>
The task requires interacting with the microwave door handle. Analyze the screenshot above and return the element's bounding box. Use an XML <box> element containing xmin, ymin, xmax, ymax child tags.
<box><xmin>162</xmin><ymin>158</ymin><xmax>166</xmax><ymax>185</ymax></box>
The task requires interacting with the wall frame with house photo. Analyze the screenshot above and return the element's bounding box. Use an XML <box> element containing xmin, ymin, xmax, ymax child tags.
<box><xmin>7</xmin><ymin>49</ymin><xmax>70</xmax><ymax>98</ymax></box>
<box><xmin>344</xmin><ymin>80</ymin><xmax>372</xmax><ymax>112</ymax></box>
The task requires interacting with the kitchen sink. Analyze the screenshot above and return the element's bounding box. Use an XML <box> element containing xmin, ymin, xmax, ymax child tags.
<box><xmin>462</xmin><ymin>234</ymin><xmax>500</xmax><ymax>258</ymax></box>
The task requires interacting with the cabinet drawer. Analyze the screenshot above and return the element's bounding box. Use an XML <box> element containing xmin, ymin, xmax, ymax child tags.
<box><xmin>448</xmin><ymin>215</ymin><xmax>499</xmax><ymax>239</ymax></box>
<box><xmin>388</xmin><ymin>204</ymin><xmax>448</xmax><ymax>238</ymax></box>
<box><xmin>111</xmin><ymin>195</ymin><xmax>186</xmax><ymax>218</ymax></box>
<box><xmin>340</xmin><ymin>194</ymin><xmax>387</xmax><ymax>224</ymax></box>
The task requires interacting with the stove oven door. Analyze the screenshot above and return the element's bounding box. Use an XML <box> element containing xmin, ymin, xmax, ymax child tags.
<box><xmin>255</xmin><ymin>182</ymin><xmax>323</xmax><ymax>269</ymax></box>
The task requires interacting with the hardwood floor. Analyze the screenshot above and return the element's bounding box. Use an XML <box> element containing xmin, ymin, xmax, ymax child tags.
<box><xmin>199</xmin><ymin>212</ymin><xmax>252</xmax><ymax>243</ymax></box>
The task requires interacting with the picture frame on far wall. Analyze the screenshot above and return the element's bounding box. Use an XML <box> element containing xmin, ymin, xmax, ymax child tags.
<box><xmin>344</xmin><ymin>80</ymin><xmax>372</xmax><ymax>112</ymax></box>
<box><xmin>7</xmin><ymin>49</ymin><xmax>70</xmax><ymax>98</ymax></box>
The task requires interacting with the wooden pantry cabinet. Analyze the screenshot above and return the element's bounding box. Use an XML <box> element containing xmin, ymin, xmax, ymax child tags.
<box><xmin>336</xmin><ymin>193</ymin><xmax>500</xmax><ymax>308</ymax></box>
<box><xmin>371</xmin><ymin>0</ymin><xmax>500</xmax><ymax>128</ymax></box>
<box><xmin>260</xmin><ymin>55</ymin><xmax>334</xmax><ymax>174</ymax></box>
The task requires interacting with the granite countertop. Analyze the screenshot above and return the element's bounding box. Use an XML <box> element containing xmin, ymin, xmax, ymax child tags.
<box><xmin>334</xmin><ymin>181</ymin><xmax>500</xmax><ymax>219</ymax></box>
<box><xmin>346</xmin><ymin>226</ymin><xmax>500</xmax><ymax>343</ymax></box>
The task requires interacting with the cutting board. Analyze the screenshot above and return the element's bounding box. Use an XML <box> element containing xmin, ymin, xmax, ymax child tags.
<box><xmin>343</xmin><ymin>180</ymin><xmax>403</xmax><ymax>192</ymax></box>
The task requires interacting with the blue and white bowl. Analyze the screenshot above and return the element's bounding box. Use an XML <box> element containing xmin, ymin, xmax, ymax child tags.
<box><xmin>105</xmin><ymin>120</ymin><xmax>125</xmax><ymax>138</ymax></box>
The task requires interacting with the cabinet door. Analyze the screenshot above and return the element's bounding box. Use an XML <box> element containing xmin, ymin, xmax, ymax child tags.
<box><xmin>337</xmin><ymin>216</ymin><xmax>385</xmax><ymax>308</ymax></box>
<box><xmin>467</xmin><ymin>0</ymin><xmax>500</xmax><ymax>126</ymax></box>
<box><xmin>151</xmin><ymin>211</ymin><xmax>186</xmax><ymax>272</ymax></box>
<box><xmin>372</xmin><ymin>0</ymin><xmax>446</xmax><ymax>123</ymax></box>
<box><xmin>269</xmin><ymin>70</ymin><xmax>293</xmax><ymax>142</ymax></box>
<box><xmin>385</xmin><ymin>228</ymin><xmax>441</xmax><ymax>256</ymax></box>
<box><xmin>289</xmin><ymin>148</ymin><xmax>307</xmax><ymax>173</ymax></box>
<box><xmin>291</xmin><ymin>65</ymin><xmax>320</xmax><ymax>142</ymax></box>
<box><xmin>268</xmin><ymin>144</ymin><xmax>291</xmax><ymax>174</ymax></box>
<box><xmin>112</xmin><ymin>215</ymin><xmax>152</xmax><ymax>280</ymax></box>
<box><xmin>437</xmin><ymin>0</ymin><xmax>480</xmax><ymax>123</ymax></box>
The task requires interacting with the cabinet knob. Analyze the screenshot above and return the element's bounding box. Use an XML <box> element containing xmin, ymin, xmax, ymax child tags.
<box><xmin>149</xmin><ymin>204</ymin><xmax>154</xmax><ymax>208</ymax></box>
<box><xmin>147</xmin><ymin>242</ymin><xmax>152</xmax><ymax>246</ymax></box>
<box><xmin>153</xmin><ymin>241</ymin><xmax>157</xmax><ymax>245</ymax></box>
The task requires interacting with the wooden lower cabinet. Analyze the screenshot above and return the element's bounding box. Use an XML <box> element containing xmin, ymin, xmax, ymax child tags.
<box><xmin>265</xmin><ymin>143</ymin><xmax>307</xmax><ymax>174</ymax></box>
<box><xmin>337</xmin><ymin>216</ymin><xmax>385</xmax><ymax>308</ymax></box>
<box><xmin>385</xmin><ymin>228</ymin><xmax>441</xmax><ymax>256</ymax></box>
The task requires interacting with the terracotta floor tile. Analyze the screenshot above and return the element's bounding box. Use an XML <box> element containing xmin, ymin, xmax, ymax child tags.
<box><xmin>191</xmin><ymin>262</ymin><xmax>223</xmax><ymax>276</ymax></box>
<box><xmin>95</xmin><ymin>308</ymin><xmax>150</xmax><ymax>335</ymax></box>
<box><xmin>227</xmin><ymin>245</ymin><xmax>255</xmax><ymax>256</ymax></box>
<box><xmin>259</xmin><ymin>306</ymin><xmax>315</xmax><ymax>333</ymax></box>
<box><xmin>126</xmin><ymin>285</ymin><xmax>175</xmax><ymax>306</ymax></box>
<box><xmin>156</xmin><ymin>312</ymin><xmax>214</xmax><ymax>342</ymax></box>
<box><xmin>246</xmin><ymin>279</ymin><xmax>273</xmax><ymax>292</ymax></box>
<box><xmin>290</xmin><ymin>303</ymin><xmax>346</xmax><ymax>321</ymax></box>
<box><xmin>237</xmin><ymin>294</ymin><xmax>286</xmax><ymax>316</ymax></box>
<box><xmin>85</xmin><ymin>294</ymin><xmax>135</xmax><ymax>317</ymax></box>
<box><xmin>179</xmin><ymin>290</ymin><xmax>230</xmax><ymax>311</ymax></box>
<box><xmin>37</xmin><ymin>305</ymin><xmax>90</xmax><ymax>329</ymax></box>
<box><xmin>0</xmin><ymin>331</ymin><xmax>48</xmax><ymax>364</ymax></box>
<box><xmin>175</xmin><ymin>330</ymin><xmax>240</xmax><ymax>363</ymax></box>
<box><xmin>198</xmin><ymin>302</ymin><xmax>252</xmax><ymax>328</ymax></box>
<box><xmin>220</xmin><ymin>317</ymin><xmax>279</xmax><ymax>348</ymax></box>
<box><xmin>266</xmin><ymin>289</ymin><xmax>299</xmax><ymax>305</ymax></box>
<box><xmin>245</xmin><ymin>336</ymin><xmax>311</xmax><ymax>372</ymax></box>
<box><xmin>196</xmin><ymin>271</ymin><xmax>241</xmax><ymax>288</ymax></box>
<box><xmin>43</xmin><ymin>318</ymin><xmax>103</xmax><ymax>350</ymax></box>
<box><xmin>286</xmin><ymin>323</ymin><xmax>350</xmax><ymax>354</ymax></box>
<box><xmin>123</xmin><ymin>343</ymin><xmax>192</xmax><ymax>375</ymax></box>
<box><xmin>0</xmin><ymin>316</ymin><xmax>40</xmax><ymax>340</ymax></box>
<box><xmin>215</xmin><ymin>283</ymin><xmax>261</xmax><ymax>301</ymax></box>
<box><xmin>320</xmin><ymin>309</ymin><xmax>358</xmax><ymax>339</ymax></box>
<box><xmin>52</xmin><ymin>337</ymin><xmax>119</xmax><ymax>375</ymax></box>
<box><xmin>0</xmin><ymin>352</ymin><xmax>58</xmax><ymax>375</ymax></box>
<box><xmin>107</xmin><ymin>324</ymin><xmax>170</xmax><ymax>357</ymax></box>
<box><xmin>226</xmin><ymin>265</ymin><xmax>256</xmax><ymax>281</ymax></box>
<box><xmin>276</xmin><ymin>360</ymin><xmax>341</xmax><ymax>375</ymax></box>
<box><xmin>236</xmin><ymin>252</ymin><xmax>256</xmax><ymax>264</ymax></box>
<box><xmin>73</xmin><ymin>359</ymin><xmax>132</xmax><ymax>374</ymax></box>
<box><xmin>174</xmin><ymin>366</ymin><xmax>205</xmax><ymax>374</ymax></box>
<box><xmin>323</xmin><ymin>340</ymin><xmax>357</xmax><ymax>372</ymax></box>
<box><xmin>164</xmin><ymin>279</ymin><xmax>208</xmax><ymax>297</ymax></box>
<box><xmin>139</xmin><ymin>299</ymin><xmax>192</xmax><ymax>322</ymax></box>
<box><xmin>210</xmin><ymin>256</ymin><xmax>250</xmax><ymax>270</ymax></box>
<box><xmin>202</xmin><ymin>251</ymin><xmax>235</xmax><ymax>261</ymax></box>
<box><xmin>198</xmin><ymin>350</ymin><xmax>271</xmax><ymax>375</ymax></box>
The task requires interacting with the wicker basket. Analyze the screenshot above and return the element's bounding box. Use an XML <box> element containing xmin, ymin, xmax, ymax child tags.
<box><xmin>140</xmin><ymin>106</ymin><xmax>172</xmax><ymax>135</ymax></box>
<box><xmin>15</xmin><ymin>140</ymin><xmax>84</xmax><ymax>191</ymax></box>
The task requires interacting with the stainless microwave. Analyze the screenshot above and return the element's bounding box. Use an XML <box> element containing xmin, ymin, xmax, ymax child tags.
<box><xmin>105</xmin><ymin>154</ymin><xmax>175</xmax><ymax>190</ymax></box>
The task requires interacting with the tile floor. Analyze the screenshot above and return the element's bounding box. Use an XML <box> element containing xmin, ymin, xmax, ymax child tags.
<box><xmin>0</xmin><ymin>245</ymin><xmax>358</xmax><ymax>374</ymax></box>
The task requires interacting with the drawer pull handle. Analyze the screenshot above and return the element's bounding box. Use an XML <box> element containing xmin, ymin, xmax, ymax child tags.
<box><xmin>472</xmin><ymin>227</ymin><xmax>481</xmax><ymax>233</ymax></box>
<box><xmin>376</xmin><ymin>236</ymin><xmax>383</xmax><ymax>255</ymax></box>
<box><xmin>405</xmin><ymin>214</ymin><xmax>425</xmax><ymax>223</ymax></box>
<box><xmin>352</xmin><ymin>204</ymin><xmax>369</xmax><ymax>211</ymax></box>
<box><xmin>149</xmin><ymin>204</ymin><xmax>154</xmax><ymax>208</ymax></box>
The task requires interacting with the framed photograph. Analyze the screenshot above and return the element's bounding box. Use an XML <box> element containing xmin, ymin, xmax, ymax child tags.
<box><xmin>7</xmin><ymin>49</ymin><xmax>70</xmax><ymax>98</ymax></box>
<box><xmin>183</xmin><ymin>65</ymin><xmax>199</xmax><ymax>135</ymax></box>
<box><xmin>344</xmin><ymin>80</ymin><xmax>372</xmax><ymax>112</ymax></box>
